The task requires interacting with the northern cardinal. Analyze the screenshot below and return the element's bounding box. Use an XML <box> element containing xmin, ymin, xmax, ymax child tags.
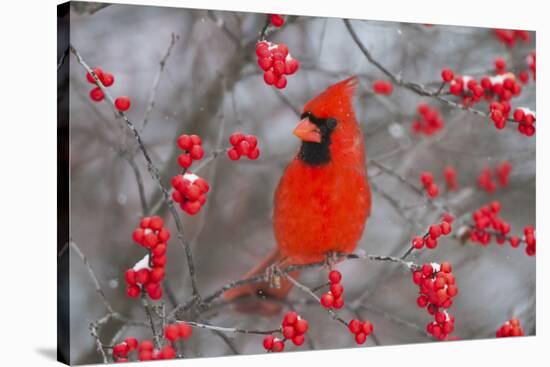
<box><xmin>224</xmin><ymin>77</ymin><xmax>371</xmax><ymax>313</ymax></box>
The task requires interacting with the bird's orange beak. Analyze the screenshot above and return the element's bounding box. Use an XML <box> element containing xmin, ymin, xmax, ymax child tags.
<box><xmin>293</xmin><ymin>118</ymin><xmax>321</xmax><ymax>143</ymax></box>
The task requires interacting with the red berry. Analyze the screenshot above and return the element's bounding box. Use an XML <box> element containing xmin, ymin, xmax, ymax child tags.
<box><xmin>417</xmin><ymin>295</ymin><xmax>428</xmax><ymax>307</ymax></box>
<box><xmin>440</xmin><ymin>221</ymin><xmax>452</xmax><ymax>235</ymax></box>
<box><xmin>139</xmin><ymin>340</ymin><xmax>154</xmax><ymax>352</ymax></box>
<box><xmin>294</xmin><ymin>319</ymin><xmax>309</xmax><ymax>334</ymax></box>
<box><xmin>355</xmin><ymin>332</ymin><xmax>367</xmax><ymax>344</ymax></box>
<box><xmin>113</xmin><ymin>343</ymin><xmax>129</xmax><ymax>358</ymax></box>
<box><xmin>441</xmin><ymin>68</ymin><xmax>454</xmax><ymax>83</ymax></box>
<box><xmin>227</xmin><ymin>148</ymin><xmax>240</xmax><ymax>161</ymax></box>
<box><xmin>429</xmin><ymin>224</ymin><xmax>441</xmax><ymax>239</ymax></box>
<box><xmin>177</xmin><ymin>154</ymin><xmax>192</xmax><ymax>169</ymax></box>
<box><xmin>275</xmin><ymin>75</ymin><xmax>288</xmax><ymax>89</ymax></box>
<box><xmin>320</xmin><ymin>293</ymin><xmax>334</xmax><ymax>308</ymax></box>
<box><xmin>100</xmin><ymin>72</ymin><xmax>115</xmax><ymax>87</ymax></box>
<box><xmin>248</xmin><ymin>147</ymin><xmax>260</xmax><ymax>160</ymax></box>
<box><xmin>263</xmin><ymin>335</ymin><xmax>275</xmax><ymax>350</ymax></box>
<box><xmin>158</xmin><ymin>228</ymin><xmax>170</xmax><ymax>242</ymax></box>
<box><xmin>125</xmin><ymin>338</ymin><xmax>138</xmax><ymax>350</ymax></box>
<box><xmin>127</xmin><ymin>285</ymin><xmax>140</xmax><ymax>298</ymax></box>
<box><xmin>333</xmin><ymin>296</ymin><xmax>344</xmax><ymax>309</ymax></box>
<box><xmin>270</xmin><ymin>14</ymin><xmax>285</xmax><ymax>27</ymax></box>
<box><xmin>264</xmin><ymin>70</ymin><xmax>277</xmax><ymax>85</ymax></box>
<box><xmin>285</xmin><ymin>59</ymin><xmax>300</xmax><ymax>75</ymax></box>
<box><xmin>164</xmin><ymin>324</ymin><xmax>180</xmax><ymax>341</ymax></box>
<box><xmin>150</xmin><ymin>267</ymin><xmax>165</xmax><ymax>282</ymax></box>
<box><xmin>420</xmin><ymin>172</ymin><xmax>433</xmax><ymax>186</ymax></box>
<box><xmin>426</xmin><ymin>183</ymin><xmax>439</xmax><ymax>198</ymax></box>
<box><xmin>328</xmin><ymin>270</ymin><xmax>342</xmax><ymax>284</ymax></box>
<box><xmin>114</xmin><ymin>96</ymin><xmax>131</xmax><ymax>112</ymax></box>
<box><xmin>362</xmin><ymin>321</ymin><xmax>374</xmax><ymax>335</ymax></box>
<box><xmin>495</xmin><ymin>58</ymin><xmax>506</xmax><ymax>71</ymax></box>
<box><xmin>190</xmin><ymin>145</ymin><xmax>204</xmax><ymax>160</ymax></box>
<box><xmin>149</xmin><ymin>216</ymin><xmax>163</xmax><ymax>230</ymax></box>
<box><xmin>283</xmin><ymin>311</ymin><xmax>298</xmax><ymax>326</ymax></box>
<box><xmin>283</xmin><ymin>326</ymin><xmax>295</xmax><ymax>339</ymax></box>
<box><xmin>292</xmin><ymin>335</ymin><xmax>305</xmax><ymax>346</ymax></box>
<box><xmin>178</xmin><ymin>322</ymin><xmax>193</xmax><ymax>339</ymax></box>
<box><xmin>86</xmin><ymin>67</ymin><xmax>104</xmax><ymax>83</ymax></box>
<box><xmin>349</xmin><ymin>319</ymin><xmax>361</xmax><ymax>334</ymax></box>
<box><xmin>160</xmin><ymin>345</ymin><xmax>176</xmax><ymax>359</ymax></box>
<box><xmin>412</xmin><ymin>236</ymin><xmax>424</xmax><ymax>249</ymax></box>
<box><xmin>258</xmin><ymin>57</ymin><xmax>272</xmax><ymax>71</ymax></box>
<box><xmin>373</xmin><ymin>80</ymin><xmax>393</xmax><ymax>95</ymax></box>
<box><xmin>177</xmin><ymin>134</ymin><xmax>193</xmax><ymax>150</ymax></box>
<box><xmin>89</xmin><ymin>87</ymin><xmax>104</xmax><ymax>102</ymax></box>
<box><xmin>330</xmin><ymin>283</ymin><xmax>344</xmax><ymax>298</ymax></box>
<box><xmin>272</xmin><ymin>340</ymin><xmax>285</xmax><ymax>352</ymax></box>
<box><xmin>138</xmin><ymin>351</ymin><xmax>153</xmax><ymax>361</ymax></box>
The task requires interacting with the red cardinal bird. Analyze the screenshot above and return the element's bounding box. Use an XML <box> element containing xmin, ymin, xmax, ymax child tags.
<box><xmin>224</xmin><ymin>77</ymin><xmax>371</xmax><ymax>313</ymax></box>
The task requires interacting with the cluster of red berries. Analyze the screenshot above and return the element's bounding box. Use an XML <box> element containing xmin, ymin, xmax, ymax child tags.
<box><xmin>411</xmin><ymin>103</ymin><xmax>444</xmax><ymax>136</ymax></box>
<box><xmin>269</xmin><ymin>14</ymin><xmax>285</xmax><ymax>27</ymax></box>
<box><xmin>112</xmin><ymin>323</ymin><xmax>192</xmax><ymax>362</ymax></box>
<box><xmin>442</xmin><ymin>60</ymin><xmax>521</xmax><ymax>101</ymax></box>
<box><xmin>164</xmin><ymin>322</ymin><xmax>193</xmax><ymax>343</ymax></box>
<box><xmin>126</xmin><ymin>216</ymin><xmax>170</xmax><ymax>300</ymax></box>
<box><xmin>256</xmin><ymin>41</ymin><xmax>300</xmax><ymax>89</ymax></box>
<box><xmin>116</xmin><ymin>339</ymin><xmax>176</xmax><ymax>362</ymax></box>
<box><xmin>512</xmin><ymin>108</ymin><xmax>536</xmax><ymax>137</ymax></box>
<box><xmin>320</xmin><ymin>270</ymin><xmax>345</xmax><ymax>309</ymax></box>
<box><xmin>348</xmin><ymin>319</ymin><xmax>374</xmax><ymax>344</ymax></box>
<box><xmin>171</xmin><ymin>173</ymin><xmax>209</xmax><ymax>215</ymax></box>
<box><xmin>496</xmin><ymin>318</ymin><xmax>524</xmax><ymax>337</ymax></box>
<box><xmin>420</xmin><ymin>171</ymin><xmax>439</xmax><ymax>198</ymax></box>
<box><xmin>176</xmin><ymin>134</ymin><xmax>204</xmax><ymax>169</ymax></box>
<box><xmin>494</xmin><ymin>29</ymin><xmax>529</xmax><ymax>48</ymax></box>
<box><xmin>263</xmin><ymin>311</ymin><xmax>309</xmax><ymax>352</ymax></box>
<box><xmin>470</xmin><ymin>201</ymin><xmax>510</xmax><ymax>245</ymax></box>
<box><xmin>86</xmin><ymin>67</ymin><xmax>114</xmax><ymax>102</ymax></box>
<box><xmin>469</xmin><ymin>201</ymin><xmax>536</xmax><ymax>256</ymax></box>
<box><xmin>227</xmin><ymin>132</ymin><xmax>260</xmax><ymax>161</ymax></box>
<box><xmin>478</xmin><ymin>161</ymin><xmax>512</xmax><ymax>193</ymax></box>
<box><xmin>85</xmin><ymin>67</ymin><xmax>131</xmax><ymax>112</ymax></box>
<box><xmin>412</xmin><ymin>262</ymin><xmax>458</xmax><ymax>340</ymax></box>
<box><xmin>412</xmin><ymin>219</ymin><xmax>452</xmax><ymax>250</ymax></box>
<box><xmin>372</xmin><ymin>80</ymin><xmax>393</xmax><ymax>96</ymax></box>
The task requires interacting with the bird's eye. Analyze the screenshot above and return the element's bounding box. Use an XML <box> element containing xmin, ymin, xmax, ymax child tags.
<box><xmin>326</xmin><ymin>118</ymin><xmax>337</xmax><ymax>129</ymax></box>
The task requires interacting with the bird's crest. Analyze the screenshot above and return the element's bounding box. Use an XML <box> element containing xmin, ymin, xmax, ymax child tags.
<box><xmin>302</xmin><ymin>76</ymin><xmax>358</xmax><ymax>120</ymax></box>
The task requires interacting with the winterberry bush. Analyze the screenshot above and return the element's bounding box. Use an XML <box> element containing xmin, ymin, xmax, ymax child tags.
<box><xmin>61</xmin><ymin>4</ymin><xmax>535</xmax><ymax>364</ymax></box>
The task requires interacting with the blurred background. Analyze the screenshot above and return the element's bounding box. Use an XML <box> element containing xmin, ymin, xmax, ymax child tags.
<box><xmin>60</xmin><ymin>2</ymin><xmax>535</xmax><ymax>364</ymax></box>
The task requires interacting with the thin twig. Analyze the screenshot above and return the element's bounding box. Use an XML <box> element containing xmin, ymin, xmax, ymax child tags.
<box><xmin>70</xmin><ymin>241</ymin><xmax>114</xmax><ymax>314</ymax></box>
<box><xmin>141</xmin><ymin>293</ymin><xmax>161</xmax><ymax>348</ymax></box>
<box><xmin>142</xmin><ymin>33</ymin><xmax>179</xmax><ymax>131</ymax></box>
<box><xmin>181</xmin><ymin>321</ymin><xmax>279</xmax><ymax>335</ymax></box>
<box><xmin>89</xmin><ymin>320</ymin><xmax>109</xmax><ymax>363</ymax></box>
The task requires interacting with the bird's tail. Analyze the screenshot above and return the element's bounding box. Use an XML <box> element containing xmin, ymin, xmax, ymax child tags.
<box><xmin>223</xmin><ymin>248</ymin><xmax>300</xmax><ymax>315</ymax></box>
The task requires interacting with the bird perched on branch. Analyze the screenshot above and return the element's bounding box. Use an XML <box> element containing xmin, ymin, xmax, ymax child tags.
<box><xmin>224</xmin><ymin>77</ymin><xmax>371</xmax><ymax>314</ymax></box>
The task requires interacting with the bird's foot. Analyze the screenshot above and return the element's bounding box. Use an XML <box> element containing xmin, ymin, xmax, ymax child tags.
<box><xmin>324</xmin><ymin>251</ymin><xmax>340</xmax><ymax>270</ymax></box>
<box><xmin>265</xmin><ymin>264</ymin><xmax>282</xmax><ymax>289</ymax></box>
